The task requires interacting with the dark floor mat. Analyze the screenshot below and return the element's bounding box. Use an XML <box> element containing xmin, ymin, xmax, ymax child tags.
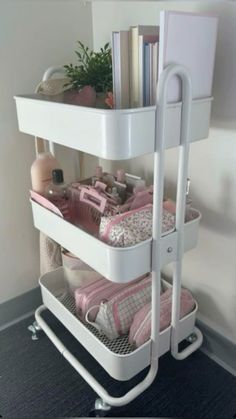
<box><xmin>0</xmin><ymin>310</ymin><xmax>236</xmax><ymax>418</ymax></box>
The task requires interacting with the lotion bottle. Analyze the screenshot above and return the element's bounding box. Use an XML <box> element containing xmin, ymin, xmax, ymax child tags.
<box><xmin>31</xmin><ymin>152</ymin><xmax>61</xmax><ymax>195</ymax></box>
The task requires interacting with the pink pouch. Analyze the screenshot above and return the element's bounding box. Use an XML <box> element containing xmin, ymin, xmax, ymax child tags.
<box><xmin>74</xmin><ymin>275</ymin><xmax>145</xmax><ymax>322</ymax></box>
<box><xmin>163</xmin><ymin>198</ymin><xmax>176</xmax><ymax>214</ymax></box>
<box><xmin>30</xmin><ymin>190</ymin><xmax>64</xmax><ymax>217</ymax></box>
<box><xmin>126</xmin><ymin>186</ymin><xmax>153</xmax><ymax>210</ymax></box>
<box><xmin>129</xmin><ymin>288</ymin><xmax>196</xmax><ymax>348</ymax></box>
<box><xmin>87</xmin><ymin>274</ymin><xmax>152</xmax><ymax>340</ymax></box>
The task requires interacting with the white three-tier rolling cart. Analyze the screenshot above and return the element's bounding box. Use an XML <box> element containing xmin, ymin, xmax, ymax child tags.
<box><xmin>14</xmin><ymin>60</ymin><xmax>214</xmax><ymax>414</ymax></box>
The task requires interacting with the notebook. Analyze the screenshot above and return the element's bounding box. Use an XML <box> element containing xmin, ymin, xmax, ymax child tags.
<box><xmin>130</xmin><ymin>25</ymin><xmax>159</xmax><ymax>107</ymax></box>
<box><xmin>112</xmin><ymin>30</ymin><xmax>130</xmax><ymax>109</ymax></box>
<box><xmin>138</xmin><ymin>34</ymin><xmax>159</xmax><ymax>106</ymax></box>
<box><xmin>158</xmin><ymin>11</ymin><xmax>218</xmax><ymax>102</ymax></box>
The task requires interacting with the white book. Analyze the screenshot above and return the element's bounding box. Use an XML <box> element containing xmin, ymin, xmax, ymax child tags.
<box><xmin>112</xmin><ymin>30</ymin><xmax>130</xmax><ymax>109</ymax></box>
<box><xmin>149</xmin><ymin>43</ymin><xmax>154</xmax><ymax>106</ymax></box>
<box><xmin>130</xmin><ymin>25</ymin><xmax>159</xmax><ymax>107</ymax></box>
<box><xmin>158</xmin><ymin>11</ymin><xmax>218</xmax><ymax>102</ymax></box>
<box><xmin>138</xmin><ymin>34</ymin><xmax>159</xmax><ymax>107</ymax></box>
<box><xmin>143</xmin><ymin>43</ymin><xmax>151</xmax><ymax>106</ymax></box>
<box><xmin>112</xmin><ymin>32</ymin><xmax>121</xmax><ymax>108</ymax></box>
<box><xmin>152</xmin><ymin>42</ymin><xmax>159</xmax><ymax>105</ymax></box>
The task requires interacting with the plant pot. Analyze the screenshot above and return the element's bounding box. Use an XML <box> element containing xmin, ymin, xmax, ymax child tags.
<box><xmin>95</xmin><ymin>92</ymin><xmax>109</xmax><ymax>109</ymax></box>
<box><xmin>63</xmin><ymin>86</ymin><xmax>97</xmax><ymax>107</ymax></box>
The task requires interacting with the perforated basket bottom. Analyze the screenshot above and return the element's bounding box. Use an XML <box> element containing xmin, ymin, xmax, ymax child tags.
<box><xmin>58</xmin><ymin>292</ymin><xmax>135</xmax><ymax>355</ymax></box>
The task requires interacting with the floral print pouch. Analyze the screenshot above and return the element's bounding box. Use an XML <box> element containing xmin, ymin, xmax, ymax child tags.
<box><xmin>99</xmin><ymin>204</ymin><xmax>175</xmax><ymax>247</ymax></box>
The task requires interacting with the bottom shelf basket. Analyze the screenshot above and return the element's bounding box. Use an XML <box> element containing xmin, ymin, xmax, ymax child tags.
<box><xmin>39</xmin><ymin>267</ymin><xmax>197</xmax><ymax>381</ymax></box>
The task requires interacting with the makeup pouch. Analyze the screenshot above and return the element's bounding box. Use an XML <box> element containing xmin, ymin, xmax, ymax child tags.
<box><xmin>75</xmin><ymin>275</ymin><xmax>145</xmax><ymax>322</ymax></box>
<box><xmin>129</xmin><ymin>287</ymin><xmax>196</xmax><ymax>348</ymax></box>
<box><xmin>125</xmin><ymin>186</ymin><xmax>153</xmax><ymax>210</ymax></box>
<box><xmin>69</xmin><ymin>182</ymin><xmax>131</xmax><ymax>235</ymax></box>
<box><xmin>99</xmin><ymin>204</ymin><xmax>175</xmax><ymax>247</ymax></box>
<box><xmin>86</xmin><ymin>274</ymin><xmax>153</xmax><ymax>340</ymax></box>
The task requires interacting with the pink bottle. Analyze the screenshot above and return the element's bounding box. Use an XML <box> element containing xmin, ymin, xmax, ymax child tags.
<box><xmin>116</xmin><ymin>169</ymin><xmax>126</xmax><ymax>184</ymax></box>
<box><xmin>31</xmin><ymin>152</ymin><xmax>61</xmax><ymax>195</ymax></box>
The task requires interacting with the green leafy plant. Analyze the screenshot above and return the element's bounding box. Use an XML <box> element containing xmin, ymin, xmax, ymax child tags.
<box><xmin>64</xmin><ymin>41</ymin><xmax>112</xmax><ymax>93</ymax></box>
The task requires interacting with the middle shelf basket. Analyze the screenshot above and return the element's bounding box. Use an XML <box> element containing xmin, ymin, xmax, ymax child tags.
<box><xmin>31</xmin><ymin>200</ymin><xmax>201</xmax><ymax>283</ymax></box>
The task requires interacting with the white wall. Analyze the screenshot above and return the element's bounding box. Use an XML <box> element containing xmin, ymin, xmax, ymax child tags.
<box><xmin>0</xmin><ymin>0</ymin><xmax>93</xmax><ymax>304</ymax></box>
<box><xmin>92</xmin><ymin>1</ymin><xmax>236</xmax><ymax>343</ymax></box>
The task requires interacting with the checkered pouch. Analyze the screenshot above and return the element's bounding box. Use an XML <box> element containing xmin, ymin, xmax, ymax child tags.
<box><xmin>85</xmin><ymin>274</ymin><xmax>152</xmax><ymax>340</ymax></box>
<box><xmin>129</xmin><ymin>288</ymin><xmax>196</xmax><ymax>348</ymax></box>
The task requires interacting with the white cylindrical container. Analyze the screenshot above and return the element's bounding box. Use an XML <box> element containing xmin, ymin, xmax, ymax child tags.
<box><xmin>62</xmin><ymin>251</ymin><xmax>102</xmax><ymax>295</ymax></box>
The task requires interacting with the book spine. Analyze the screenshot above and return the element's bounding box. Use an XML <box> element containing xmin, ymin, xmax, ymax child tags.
<box><xmin>144</xmin><ymin>43</ymin><xmax>150</xmax><ymax>106</ymax></box>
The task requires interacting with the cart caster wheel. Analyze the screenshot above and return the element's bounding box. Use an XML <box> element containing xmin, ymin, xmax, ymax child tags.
<box><xmin>186</xmin><ymin>332</ymin><xmax>197</xmax><ymax>343</ymax></box>
<box><xmin>28</xmin><ymin>321</ymin><xmax>41</xmax><ymax>341</ymax></box>
<box><xmin>89</xmin><ymin>399</ymin><xmax>111</xmax><ymax>417</ymax></box>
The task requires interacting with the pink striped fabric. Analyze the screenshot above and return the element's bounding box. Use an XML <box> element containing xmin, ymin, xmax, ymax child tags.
<box><xmin>94</xmin><ymin>274</ymin><xmax>153</xmax><ymax>340</ymax></box>
<box><xmin>129</xmin><ymin>288</ymin><xmax>196</xmax><ymax>348</ymax></box>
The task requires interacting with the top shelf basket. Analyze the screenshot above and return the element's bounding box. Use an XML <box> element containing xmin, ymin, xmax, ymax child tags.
<box><xmin>14</xmin><ymin>94</ymin><xmax>212</xmax><ymax>160</ymax></box>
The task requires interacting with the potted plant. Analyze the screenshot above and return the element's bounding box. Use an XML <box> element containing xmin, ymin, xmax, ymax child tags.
<box><xmin>64</xmin><ymin>41</ymin><xmax>113</xmax><ymax>108</ymax></box>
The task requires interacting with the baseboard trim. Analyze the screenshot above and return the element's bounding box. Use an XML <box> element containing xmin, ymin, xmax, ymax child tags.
<box><xmin>0</xmin><ymin>287</ymin><xmax>42</xmax><ymax>330</ymax></box>
<box><xmin>197</xmin><ymin>319</ymin><xmax>236</xmax><ymax>377</ymax></box>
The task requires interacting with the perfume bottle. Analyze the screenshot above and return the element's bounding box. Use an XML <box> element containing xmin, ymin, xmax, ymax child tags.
<box><xmin>91</xmin><ymin>166</ymin><xmax>103</xmax><ymax>186</ymax></box>
<box><xmin>114</xmin><ymin>168</ymin><xmax>127</xmax><ymax>202</ymax></box>
<box><xmin>185</xmin><ymin>178</ymin><xmax>193</xmax><ymax>220</ymax></box>
<box><xmin>102</xmin><ymin>173</ymin><xmax>115</xmax><ymax>192</ymax></box>
<box><xmin>45</xmin><ymin>169</ymin><xmax>71</xmax><ymax>221</ymax></box>
<box><xmin>116</xmin><ymin>169</ymin><xmax>126</xmax><ymax>184</ymax></box>
<box><xmin>111</xmin><ymin>186</ymin><xmax>122</xmax><ymax>205</ymax></box>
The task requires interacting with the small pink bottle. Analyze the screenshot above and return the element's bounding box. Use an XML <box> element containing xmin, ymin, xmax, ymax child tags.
<box><xmin>115</xmin><ymin>169</ymin><xmax>127</xmax><ymax>202</ymax></box>
<box><xmin>30</xmin><ymin>152</ymin><xmax>61</xmax><ymax>195</ymax></box>
<box><xmin>91</xmin><ymin>166</ymin><xmax>103</xmax><ymax>186</ymax></box>
<box><xmin>116</xmin><ymin>169</ymin><xmax>126</xmax><ymax>184</ymax></box>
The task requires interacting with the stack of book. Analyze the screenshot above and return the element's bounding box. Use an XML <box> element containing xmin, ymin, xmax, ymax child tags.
<box><xmin>112</xmin><ymin>25</ymin><xmax>159</xmax><ymax>109</ymax></box>
<box><xmin>111</xmin><ymin>11</ymin><xmax>218</xmax><ymax>109</ymax></box>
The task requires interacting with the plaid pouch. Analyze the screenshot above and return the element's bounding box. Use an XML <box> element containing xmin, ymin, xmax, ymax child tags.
<box><xmin>129</xmin><ymin>287</ymin><xmax>196</xmax><ymax>348</ymax></box>
<box><xmin>85</xmin><ymin>274</ymin><xmax>152</xmax><ymax>340</ymax></box>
